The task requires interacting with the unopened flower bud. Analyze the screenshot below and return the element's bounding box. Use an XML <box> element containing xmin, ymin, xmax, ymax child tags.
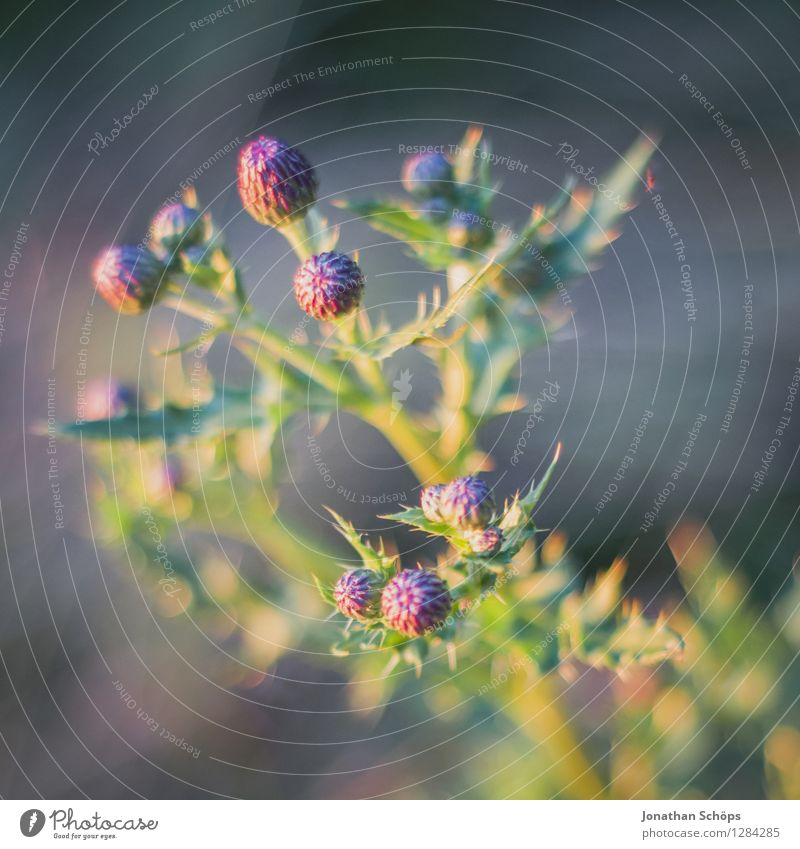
<box><xmin>440</xmin><ymin>476</ymin><xmax>495</xmax><ymax>529</ymax></box>
<box><xmin>149</xmin><ymin>203</ymin><xmax>211</xmax><ymax>259</ymax></box>
<box><xmin>83</xmin><ymin>379</ymin><xmax>138</xmax><ymax>420</ymax></box>
<box><xmin>466</xmin><ymin>526</ymin><xmax>503</xmax><ymax>556</ymax></box>
<box><xmin>402</xmin><ymin>152</ymin><xmax>454</xmax><ymax>198</ymax></box>
<box><xmin>420</xmin><ymin>484</ymin><xmax>446</xmax><ymax>521</ymax></box>
<box><xmin>293</xmin><ymin>251</ymin><xmax>364</xmax><ymax>320</ymax></box>
<box><xmin>334</xmin><ymin>569</ymin><xmax>383</xmax><ymax>622</ymax></box>
<box><xmin>381</xmin><ymin>569</ymin><xmax>452</xmax><ymax>637</ymax></box>
<box><xmin>237</xmin><ymin>136</ymin><xmax>318</xmax><ymax>226</ymax></box>
<box><xmin>92</xmin><ymin>245</ymin><xmax>166</xmax><ymax>315</ymax></box>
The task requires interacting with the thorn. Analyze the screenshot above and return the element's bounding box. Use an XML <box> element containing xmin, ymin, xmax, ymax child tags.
<box><xmin>559</xmin><ymin>661</ymin><xmax>579</xmax><ymax>683</ymax></box>
<box><xmin>381</xmin><ymin>653</ymin><xmax>400</xmax><ymax>677</ymax></box>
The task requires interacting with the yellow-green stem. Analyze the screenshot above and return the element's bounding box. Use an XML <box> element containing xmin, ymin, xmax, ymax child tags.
<box><xmin>488</xmin><ymin>672</ymin><xmax>607</xmax><ymax>799</ymax></box>
<box><xmin>241</xmin><ymin>319</ymin><xmax>358</xmax><ymax>398</ymax></box>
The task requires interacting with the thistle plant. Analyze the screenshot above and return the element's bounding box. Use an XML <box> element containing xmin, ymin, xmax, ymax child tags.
<box><xmin>58</xmin><ymin>127</ymin><xmax>686</xmax><ymax>797</ymax></box>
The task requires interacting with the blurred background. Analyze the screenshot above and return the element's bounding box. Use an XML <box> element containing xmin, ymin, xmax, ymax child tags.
<box><xmin>1</xmin><ymin>0</ymin><xmax>800</xmax><ymax>798</ymax></box>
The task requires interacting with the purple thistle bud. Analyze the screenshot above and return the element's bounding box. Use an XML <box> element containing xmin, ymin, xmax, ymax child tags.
<box><xmin>402</xmin><ymin>152</ymin><xmax>454</xmax><ymax>198</ymax></box>
<box><xmin>237</xmin><ymin>136</ymin><xmax>318</xmax><ymax>227</ymax></box>
<box><xmin>439</xmin><ymin>476</ymin><xmax>496</xmax><ymax>529</ymax></box>
<box><xmin>420</xmin><ymin>484</ymin><xmax>446</xmax><ymax>522</ymax></box>
<box><xmin>333</xmin><ymin>569</ymin><xmax>383</xmax><ymax>622</ymax></box>
<box><xmin>293</xmin><ymin>251</ymin><xmax>364</xmax><ymax>321</ymax></box>
<box><xmin>83</xmin><ymin>379</ymin><xmax>138</xmax><ymax>420</ymax></box>
<box><xmin>92</xmin><ymin>245</ymin><xmax>166</xmax><ymax>315</ymax></box>
<box><xmin>381</xmin><ymin>569</ymin><xmax>452</xmax><ymax>637</ymax></box>
<box><xmin>149</xmin><ymin>203</ymin><xmax>211</xmax><ymax>258</ymax></box>
<box><xmin>466</xmin><ymin>526</ymin><xmax>504</xmax><ymax>556</ymax></box>
<box><xmin>162</xmin><ymin>456</ymin><xmax>184</xmax><ymax>493</ymax></box>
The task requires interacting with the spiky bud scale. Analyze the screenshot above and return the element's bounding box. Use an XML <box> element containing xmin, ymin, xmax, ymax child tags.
<box><xmin>293</xmin><ymin>251</ymin><xmax>364</xmax><ymax>320</ymax></box>
<box><xmin>467</xmin><ymin>526</ymin><xmax>504</xmax><ymax>556</ymax></box>
<box><xmin>92</xmin><ymin>245</ymin><xmax>166</xmax><ymax>315</ymax></box>
<box><xmin>381</xmin><ymin>569</ymin><xmax>452</xmax><ymax>637</ymax></box>
<box><xmin>334</xmin><ymin>569</ymin><xmax>383</xmax><ymax>622</ymax></box>
<box><xmin>439</xmin><ymin>476</ymin><xmax>495</xmax><ymax>529</ymax></box>
<box><xmin>237</xmin><ymin>136</ymin><xmax>318</xmax><ymax>226</ymax></box>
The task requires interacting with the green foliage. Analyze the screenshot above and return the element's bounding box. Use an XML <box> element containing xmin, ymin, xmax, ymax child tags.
<box><xmin>55</xmin><ymin>388</ymin><xmax>264</xmax><ymax>443</ymax></box>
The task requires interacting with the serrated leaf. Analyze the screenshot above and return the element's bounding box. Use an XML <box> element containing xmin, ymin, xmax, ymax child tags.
<box><xmin>153</xmin><ymin>325</ymin><xmax>226</xmax><ymax>357</ymax></box>
<box><xmin>337</xmin><ymin>197</ymin><xmax>443</xmax><ymax>242</ymax></box>
<box><xmin>313</xmin><ymin>574</ymin><xmax>337</xmax><ymax>608</ymax></box>
<box><xmin>499</xmin><ymin>444</ymin><xmax>562</xmax><ymax>552</ymax></box>
<box><xmin>603</xmin><ymin>612</ymin><xmax>684</xmax><ymax>668</ymax></box>
<box><xmin>52</xmin><ymin>388</ymin><xmax>266</xmax><ymax>443</ymax></box>
<box><xmin>560</xmin><ymin>590</ymin><xmax>683</xmax><ymax>673</ymax></box>
<box><xmin>580</xmin><ymin>559</ymin><xmax>627</xmax><ymax>625</ymax></box>
<box><xmin>325</xmin><ymin>508</ymin><xmax>396</xmax><ymax>573</ymax></box>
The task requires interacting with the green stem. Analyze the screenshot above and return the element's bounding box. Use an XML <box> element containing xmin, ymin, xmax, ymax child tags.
<box><xmin>162</xmin><ymin>292</ymin><xmax>222</xmax><ymax>325</ymax></box>
<box><xmin>361</xmin><ymin>404</ymin><xmax>446</xmax><ymax>484</ymax></box>
<box><xmin>240</xmin><ymin>318</ymin><xmax>359</xmax><ymax>399</ymax></box>
<box><xmin>280</xmin><ymin>217</ymin><xmax>314</xmax><ymax>261</ymax></box>
<box><xmin>484</xmin><ymin>671</ymin><xmax>607</xmax><ymax>799</ymax></box>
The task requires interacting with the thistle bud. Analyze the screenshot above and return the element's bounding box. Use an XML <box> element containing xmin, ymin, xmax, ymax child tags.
<box><xmin>420</xmin><ymin>484</ymin><xmax>446</xmax><ymax>522</ymax></box>
<box><xmin>381</xmin><ymin>569</ymin><xmax>452</xmax><ymax>637</ymax></box>
<box><xmin>466</xmin><ymin>526</ymin><xmax>503</xmax><ymax>556</ymax></box>
<box><xmin>333</xmin><ymin>569</ymin><xmax>383</xmax><ymax>622</ymax></box>
<box><xmin>293</xmin><ymin>251</ymin><xmax>364</xmax><ymax>320</ymax></box>
<box><xmin>83</xmin><ymin>379</ymin><xmax>138</xmax><ymax>420</ymax></box>
<box><xmin>237</xmin><ymin>136</ymin><xmax>318</xmax><ymax>227</ymax></box>
<box><xmin>439</xmin><ymin>476</ymin><xmax>495</xmax><ymax>529</ymax></box>
<box><xmin>148</xmin><ymin>203</ymin><xmax>211</xmax><ymax>259</ymax></box>
<box><xmin>401</xmin><ymin>152</ymin><xmax>454</xmax><ymax>198</ymax></box>
<box><xmin>92</xmin><ymin>245</ymin><xmax>166</xmax><ymax>315</ymax></box>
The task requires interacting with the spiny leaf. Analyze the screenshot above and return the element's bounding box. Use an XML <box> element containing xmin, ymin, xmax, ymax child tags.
<box><xmin>153</xmin><ymin>324</ymin><xmax>227</xmax><ymax>357</ymax></box>
<box><xmin>335</xmin><ymin>198</ymin><xmax>443</xmax><ymax>243</ymax></box>
<box><xmin>51</xmin><ymin>388</ymin><xmax>266</xmax><ymax>443</ymax></box>
<box><xmin>500</xmin><ymin>444</ymin><xmax>562</xmax><ymax>543</ymax></box>
<box><xmin>325</xmin><ymin>508</ymin><xmax>395</xmax><ymax>572</ymax></box>
<box><xmin>579</xmin><ymin>558</ymin><xmax>627</xmax><ymax>625</ymax></box>
<box><xmin>313</xmin><ymin>574</ymin><xmax>337</xmax><ymax>608</ymax></box>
